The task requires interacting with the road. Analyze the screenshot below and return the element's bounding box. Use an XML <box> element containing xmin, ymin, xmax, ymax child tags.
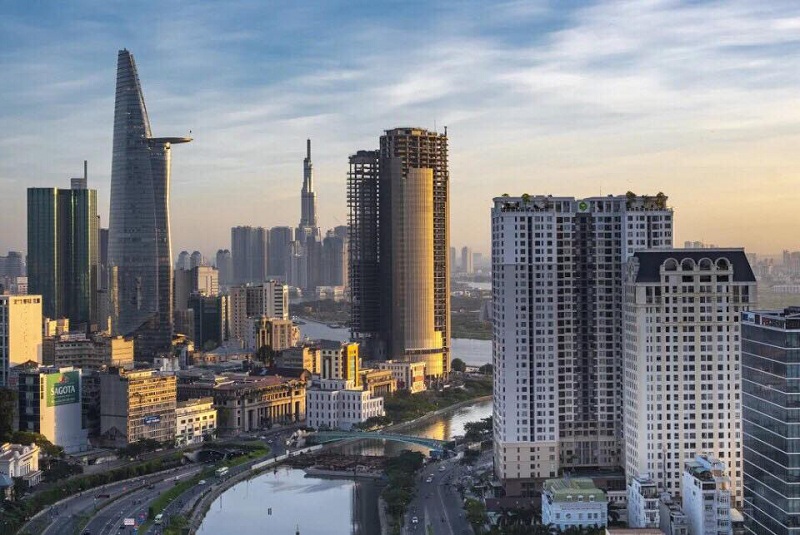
<box><xmin>34</xmin><ymin>426</ymin><xmax>298</xmax><ymax>535</ymax></box>
<box><xmin>75</xmin><ymin>429</ymin><xmax>295</xmax><ymax>535</ymax></box>
<box><xmin>144</xmin><ymin>428</ymin><xmax>294</xmax><ymax>534</ymax></box>
<box><xmin>37</xmin><ymin>463</ymin><xmax>199</xmax><ymax>535</ymax></box>
<box><xmin>403</xmin><ymin>458</ymin><xmax>473</xmax><ymax>535</ymax></box>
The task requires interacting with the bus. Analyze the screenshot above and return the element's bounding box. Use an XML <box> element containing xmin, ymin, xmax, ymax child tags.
<box><xmin>216</xmin><ymin>466</ymin><xmax>229</xmax><ymax>477</ymax></box>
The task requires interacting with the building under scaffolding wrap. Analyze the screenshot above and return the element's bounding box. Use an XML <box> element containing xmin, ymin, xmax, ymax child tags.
<box><xmin>347</xmin><ymin>128</ymin><xmax>451</xmax><ymax>377</ymax></box>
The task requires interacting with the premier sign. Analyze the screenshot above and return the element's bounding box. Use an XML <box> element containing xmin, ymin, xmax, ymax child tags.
<box><xmin>45</xmin><ymin>371</ymin><xmax>80</xmax><ymax>407</ymax></box>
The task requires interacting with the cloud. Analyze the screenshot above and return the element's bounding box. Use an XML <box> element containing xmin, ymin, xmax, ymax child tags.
<box><xmin>2</xmin><ymin>0</ymin><xmax>800</xmax><ymax>257</ymax></box>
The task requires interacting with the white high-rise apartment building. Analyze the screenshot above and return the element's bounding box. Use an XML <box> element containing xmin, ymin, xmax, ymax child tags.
<box><xmin>624</xmin><ymin>249</ymin><xmax>755</xmax><ymax>508</ymax></box>
<box><xmin>491</xmin><ymin>194</ymin><xmax>672</xmax><ymax>495</ymax></box>
<box><xmin>0</xmin><ymin>295</ymin><xmax>43</xmax><ymax>386</ymax></box>
<box><xmin>228</xmin><ymin>281</ymin><xmax>288</xmax><ymax>344</ymax></box>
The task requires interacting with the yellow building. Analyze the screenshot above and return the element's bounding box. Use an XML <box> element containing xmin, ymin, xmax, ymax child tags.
<box><xmin>250</xmin><ymin>316</ymin><xmax>294</xmax><ymax>353</ymax></box>
<box><xmin>320</xmin><ymin>340</ymin><xmax>360</xmax><ymax>386</ymax></box>
<box><xmin>0</xmin><ymin>295</ymin><xmax>43</xmax><ymax>386</ymax></box>
<box><xmin>100</xmin><ymin>369</ymin><xmax>177</xmax><ymax>447</ymax></box>
<box><xmin>175</xmin><ymin>397</ymin><xmax>217</xmax><ymax>446</ymax></box>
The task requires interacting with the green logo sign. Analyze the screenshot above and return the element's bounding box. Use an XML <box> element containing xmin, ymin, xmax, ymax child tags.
<box><xmin>45</xmin><ymin>371</ymin><xmax>80</xmax><ymax>407</ymax></box>
<box><xmin>578</xmin><ymin>201</ymin><xmax>589</xmax><ymax>212</ymax></box>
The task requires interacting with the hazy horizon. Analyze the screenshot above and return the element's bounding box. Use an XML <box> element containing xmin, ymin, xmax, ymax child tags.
<box><xmin>3</xmin><ymin>2</ymin><xmax>800</xmax><ymax>257</ymax></box>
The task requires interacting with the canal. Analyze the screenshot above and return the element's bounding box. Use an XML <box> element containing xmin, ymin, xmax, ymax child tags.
<box><xmin>197</xmin><ymin>399</ymin><xmax>492</xmax><ymax>535</ymax></box>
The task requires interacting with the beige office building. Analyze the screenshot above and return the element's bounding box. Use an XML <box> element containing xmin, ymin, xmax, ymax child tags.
<box><xmin>276</xmin><ymin>346</ymin><xmax>321</xmax><ymax>374</ymax></box>
<box><xmin>228</xmin><ymin>281</ymin><xmax>289</xmax><ymax>344</ymax></box>
<box><xmin>0</xmin><ymin>295</ymin><xmax>43</xmax><ymax>386</ymax></box>
<box><xmin>100</xmin><ymin>368</ymin><xmax>177</xmax><ymax>447</ymax></box>
<box><xmin>248</xmin><ymin>316</ymin><xmax>294</xmax><ymax>353</ymax></box>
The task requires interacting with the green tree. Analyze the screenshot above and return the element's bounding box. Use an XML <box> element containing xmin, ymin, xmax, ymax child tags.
<box><xmin>478</xmin><ymin>363</ymin><xmax>493</xmax><ymax>375</ymax></box>
<box><xmin>451</xmin><ymin>358</ymin><xmax>467</xmax><ymax>373</ymax></box>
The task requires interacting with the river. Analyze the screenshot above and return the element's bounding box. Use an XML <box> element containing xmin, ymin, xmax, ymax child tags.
<box><xmin>296</xmin><ymin>320</ymin><xmax>492</xmax><ymax>367</ymax></box>
<box><xmin>197</xmin><ymin>399</ymin><xmax>492</xmax><ymax>535</ymax></box>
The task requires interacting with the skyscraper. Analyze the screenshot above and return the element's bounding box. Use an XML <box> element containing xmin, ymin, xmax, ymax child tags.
<box><xmin>348</xmin><ymin>128</ymin><xmax>450</xmax><ymax>377</ymax></box>
<box><xmin>268</xmin><ymin>226</ymin><xmax>292</xmax><ymax>279</ymax></box>
<box><xmin>741</xmin><ymin>308</ymin><xmax>800</xmax><ymax>534</ymax></box>
<box><xmin>624</xmin><ymin>249</ymin><xmax>754</xmax><ymax>509</ymax></box>
<box><xmin>231</xmin><ymin>226</ymin><xmax>268</xmax><ymax>285</ymax></box>
<box><xmin>461</xmin><ymin>246</ymin><xmax>473</xmax><ymax>274</ymax></box>
<box><xmin>27</xmin><ymin>164</ymin><xmax>98</xmax><ymax>328</ymax></box>
<box><xmin>215</xmin><ymin>249</ymin><xmax>232</xmax><ymax>287</ymax></box>
<box><xmin>176</xmin><ymin>251</ymin><xmax>190</xmax><ymax>270</ymax></box>
<box><xmin>322</xmin><ymin>228</ymin><xmax>347</xmax><ymax>287</ymax></box>
<box><xmin>297</xmin><ymin>139</ymin><xmax>320</xmax><ymax>243</ymax></box>
<box><xmin>490</xmin><ymin>194</ymin><xmax>672</xmax><ymax>496</ymax></box>
<box><xmin>108</xmin><ymin>49</ymin><xmax>192</xmax><ymax>359</ymax></box>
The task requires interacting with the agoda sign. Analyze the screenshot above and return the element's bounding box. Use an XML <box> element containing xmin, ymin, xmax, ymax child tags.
<box><xmin>45</xmin><ymin>371</ymin><xmax>80</xmax><ymax>407</ymax></box>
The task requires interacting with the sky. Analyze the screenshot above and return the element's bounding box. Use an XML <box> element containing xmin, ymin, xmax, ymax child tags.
<box><xmin>2</xmin><ymin>0</ymin><xmax>800</xmax><ymax>259</ymax></box>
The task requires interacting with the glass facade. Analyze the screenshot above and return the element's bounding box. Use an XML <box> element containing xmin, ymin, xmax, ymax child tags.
<box><xmin>742</xmin><ymin>310</ymin><xmax>800</xmax><ymax>534</ymax></box>
<box><xmin>27</xmin><ymin>186</ymin><xmax>98</xmax><ymax>327</ymax></box>
<box><xmin>108</xmin><ymin>50</ymin><xmax>189</xmax><ymax>359</ymax></box>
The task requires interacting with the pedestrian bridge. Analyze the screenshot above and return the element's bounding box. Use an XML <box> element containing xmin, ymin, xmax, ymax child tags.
<box><xmin>311</xmin><ymin>431</ymin><xmax>449</xmax><ymax>450</ymax></box>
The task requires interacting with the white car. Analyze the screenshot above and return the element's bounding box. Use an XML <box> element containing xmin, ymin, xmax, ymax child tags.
<box><xmin>438</xmin><ymin>466</ymin><xmax>446</xmax><ymax>472</ymax></box>
<box><xmin>411</xmin><ymin>516</ymin><xmax>419</xmax><ymax>524</ymax></box>
<box><xmin>198</xmin><ymin>480</ymin><xmax>207</xmax><ymax>485</ymax></box>
<box><xmin>425</xmin><ymin>477</ymin><xmax>433</xmax><ymax>483</ymax></box>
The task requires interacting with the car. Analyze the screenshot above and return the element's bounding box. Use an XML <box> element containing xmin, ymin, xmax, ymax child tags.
<box><xmin>259</xmin><ymin>436</ymin><xmax>267</xmax><ymax>440</ymax></box>
<box><xmin>425</xmin><ymin>477</ymin><xmax>433</xmax><ymax>483</ymax></box>
<box><xmin>268</xmin><ymin>439</ymin><xmax>274</xmax><ymax>444</ymax></box>
<box><xmin>439</xmin><ymin>466</ymin><xmax>446</xmax><ymax>472</ymax></box>
<box><xmin>411</xmin><ymin>516</ymin><xmax>419</xmax><ymax>524</ymax></box>
<box><xmin>147</xmin><ymin>484</ymin><xmax>155</xmax><ymax>489</ymax></box>
<box><xmin>198</xmin><ymin>480</ymin><xmax>207</xmax><ymax>485</ymax></box>
<box><xmin>154</xmin><ymin>513</ymin><xmax>164</xmax><ymax>525</ymax></box>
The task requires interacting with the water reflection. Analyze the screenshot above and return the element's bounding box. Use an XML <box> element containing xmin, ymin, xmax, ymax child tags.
<box><xmin>198</xmin><ymin>466</ymin><xmax>381</xmax><ymax>535</ymax></box>
<box><xmin>198</xmin><ymin>394</ymin><xmax>493</xmax><ymax>534</ymax></box>
<box><xmin>298</xmin><ymin>320</ymin><xmax>492</xmax><ymax>367</ymax></box>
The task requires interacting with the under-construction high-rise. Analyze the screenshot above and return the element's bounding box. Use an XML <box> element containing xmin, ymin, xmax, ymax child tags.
<box><xmin>348</xmin><ymin>128</ymin><xmax>450</xmax><ymax>377</ymax></box>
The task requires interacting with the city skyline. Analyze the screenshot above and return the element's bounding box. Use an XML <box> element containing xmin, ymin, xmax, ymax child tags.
<box><xmin>3</xmin><ymin>2</ymin><xmax>800</xmax><ymax>256</ymax></box>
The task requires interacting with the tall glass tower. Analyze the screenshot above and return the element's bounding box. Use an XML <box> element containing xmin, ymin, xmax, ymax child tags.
<box><xmin>27</xmin><ymin>163</ymin><xmax>98</xmax><ymax>329</ymax></box>
<box><xmin>108</xmin><ymin>49</ymin><xmax>191</xmax><ymax>359</ymax></box>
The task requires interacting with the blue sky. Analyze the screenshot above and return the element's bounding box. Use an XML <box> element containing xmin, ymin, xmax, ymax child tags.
<box><xmin>3</xmin><ymin>1</ymin><xmax>800</xmax><ymax>258</ymax></box>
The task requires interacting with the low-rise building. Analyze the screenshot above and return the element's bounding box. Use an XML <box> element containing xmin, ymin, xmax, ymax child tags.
<box><xmin>359</xmin><ymin>369</ymin><xmax>396</xmax><ymax>397</ymax></box>
<box><xmin>659</xmin><ymin>492</ymin><xmax>689</xmax><ymax>535</ymax></box>
<box><xmin>682</xmin><ymin>455</ymin><xmax>732</xmax><ymax>535</ymax></box>
<box><xmin>374</xmin><ymin>360</ymin><xmax>426</xmax><ymax>393</ymax></box>
<box><xmin>542</xmin><ymin>478</ymin><xmax>608</xmax><ymax>531</ymax></box>
<box><xmin>276</xmin><ymin>346</ymin><xmax>320</xmax><ymax>374</ymax></box>
<box><xmin>177</xmin><ymin>373</ymin><xmax>305</xmax><ymax>434</ymax></box>
<box><xmin>175</xmin><ymin>397</ymin><xmax>217</xmax><ymax>446</ymax></box>
<box><xmin>0</xmin><ymin>442</ymin><xmax>41</xmax><ymax>487</ymax></box>
<box><xmin>628</xmin><ymin>475</ymin><xmax>660</xmax><ymax>529</ymax></box>
<box><xmin>306</xmin><ymin>379</ymin><xmax>385</xmax><ymax>431</ymax></box>
<box><xmin>99</xmin><ymin>368</ymin><xmax>177</xmax><ymax>447</ymax></box>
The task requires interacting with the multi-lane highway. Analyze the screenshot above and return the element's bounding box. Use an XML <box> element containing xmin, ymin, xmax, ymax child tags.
<box><xmin>80</xmin><ymin>464</ymin><xmax>203</xmax><ymax>535</ymax></box>
<box><xmin>31</xmin><ymin>426</ymin><xmax>298</xmax><ymax>535</ymax></box>
<box><xmin>403</xmin><ymin>458</ymin><xmax>473</xmax><ymax>535</ymax></box>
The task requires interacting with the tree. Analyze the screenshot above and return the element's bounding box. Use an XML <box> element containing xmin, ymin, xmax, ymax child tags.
<box><xmin>451</xmin><ymin>358</ymin><xmax>467</xmax><ymax>373</ymax></box>
<box><xmin>478</xmin><ymin>363</ymin><xmax>493</xmax><ymax>375</ymax></box>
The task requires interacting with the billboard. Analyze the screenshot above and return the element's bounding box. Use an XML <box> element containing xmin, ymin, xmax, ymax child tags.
<box><xmin>143</xmin><ymin>415</ymin><xmax>161</xmax><ymax>425</ymax></box>
<box><xmin>45</xmin><ymin>371</ymin><xmax>80</xmax><ymax>407</ymax></box>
